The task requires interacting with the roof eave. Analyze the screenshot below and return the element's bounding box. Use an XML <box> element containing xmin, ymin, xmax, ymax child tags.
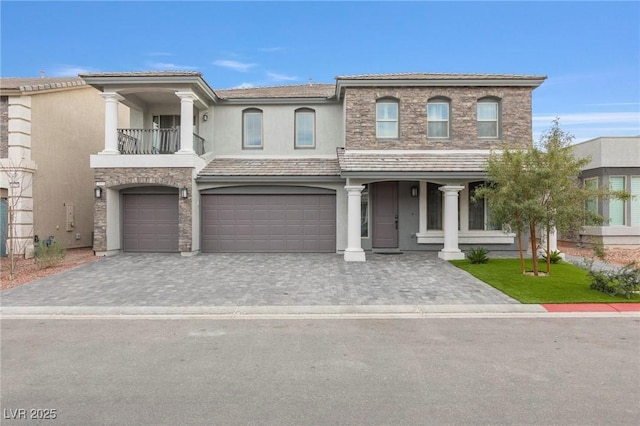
<box><xmin>196</xmin><ymin>175</ymin><xmax>343</xmax><ymax>183</ymax></box>
<box><xmin>215</xmin><ymin>96</ymin><xmax>337</xmax><ymax>105</ymax></box>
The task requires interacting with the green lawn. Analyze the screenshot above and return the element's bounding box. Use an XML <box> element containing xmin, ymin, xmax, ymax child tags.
<box><xmin>450</xmin><ymin>258</ymin><xmax>640</xmax><ymax>304</ymax></box>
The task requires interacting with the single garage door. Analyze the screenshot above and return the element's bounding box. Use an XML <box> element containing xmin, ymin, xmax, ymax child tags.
<box><xmin>201</xmin><ymin>194</ymin><xmax>336</xmax><ymax>253</ymax></box>
<box><xmin>123</xmin><ymin>194</ymin><xmax>179</xmax><ymax>252</ymax></box>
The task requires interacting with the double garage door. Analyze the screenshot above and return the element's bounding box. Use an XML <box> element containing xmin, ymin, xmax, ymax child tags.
<box><xmin>201</xmin><ymin>194</ymin><xmax>336</xmax><ymax>253</ymax></box>
<box><xmin>122</xmin><ymin>192</ymin><xmax>336</xmax><ymax>253</ymax></box>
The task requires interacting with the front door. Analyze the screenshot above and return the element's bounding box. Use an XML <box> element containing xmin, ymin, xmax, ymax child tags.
<box><xmin>372</xmin><ymin>181</ymin><xmax>398</xmax><ymax>248</ymax></box>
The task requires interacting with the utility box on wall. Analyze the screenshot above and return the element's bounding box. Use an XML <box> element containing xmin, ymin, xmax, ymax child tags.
<box><xmin>65</xmin><ymin>203</ymin><xmax>74</xmax><ymax>232</ymax></box>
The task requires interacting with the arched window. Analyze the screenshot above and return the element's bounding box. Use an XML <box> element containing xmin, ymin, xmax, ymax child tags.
<box><xmin>477</xmin><ymin>97</ymin><xmax>500</xmax><ymax>138</ymax></box>
<box><xmin>427</xmin><ymin>97</ymin><xmax>450</xmax><ymax>138</ymax></box>
<box><xmin>376</xmin><ymin>98</ymin><xmax>399</xmax><ymax>139</ymax></box>
<box><xmin>295</xmin><ymin>108</ymin><xmax>315</xmax><ymax>148</ymax></box>
<box><xmin>243</xmin><ymin>108</ymin><xmax>263</xmax><ymax>148</ymax></box>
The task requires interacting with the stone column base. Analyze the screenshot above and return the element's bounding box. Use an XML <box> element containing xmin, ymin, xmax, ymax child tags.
<box><xmin>344</xmin><ymin>249</ymin><xmax>366</xmax><ymax>262</ymax></box>
<box><xmin>438</xmin><ymin>250</ymin><xmax>465</xmax><ymax>260</ymax></box>
<box><xmin>180</xmin><ymin>250</ymin><xmax>200</xmax><ymax>257</ymax></box>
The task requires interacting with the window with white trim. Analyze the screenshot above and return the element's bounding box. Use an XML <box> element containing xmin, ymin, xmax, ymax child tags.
<box><xmin>631</xmin><ymin>176</ymin><xmax>640</xmax><ymax>226</ymax></box>
<box><xmin>584</xmin><ymin>177</ymin><xmax>598</xmax><ymax>216</ymax></box>
<box><xmin>361</xmin><ymin>185</ymin><xmax>369</xmax><ymax>238</ymax></box>
<box><xmin>427</xmin><ymin>100</ymin><xmax>449</xmax><ymax>138</ymax></box>
<box><xmin>295</xmin><ymin>108</ymin><xmax>315</xmax><ymax>148</ymax></box>
<box><xmin>376</xmin><ymin>100</ymin><xmax>398</xmax><ymax>139</ymax></box>
<box><xmin>427</xmin><ymin>183</ymin><xmax>443</xmax><ymax>230</ymax></box>
<box><xmin>609</xmin><ymin>176</ymin><xmax>625</xmax><ymax>225</ymax></box>
<box><xmin>243</xmin><ymin>109</ymin><xmax>263</xmax><ymax>148</ymax></box>
<box><xmin>477</xmin><ymin>99</ymin><xmax>499</xmax><ymax>138</ymax></box>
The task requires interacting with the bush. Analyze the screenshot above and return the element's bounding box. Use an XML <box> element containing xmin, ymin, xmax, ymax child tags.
<box><xmin>466</xmin><ymin>247</ymin><xmax>489</xmax><ymax>264</ymax></box>
<box><xmin>587</xmin><ymin>261</ymin><xmax>640</xmax><ymax>299</ymax></box>
<box><xmin>542</xmin><ymin>249</ymin><xmax>563</xmax><ymax>264</ymax></box>
<box><xmin>34</xmin><ymin>239</ymin><xmax>66</xmax><ymax>269</ymax></box>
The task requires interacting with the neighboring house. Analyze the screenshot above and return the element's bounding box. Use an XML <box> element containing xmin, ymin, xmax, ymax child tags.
<box><xmin>0</xmin><ymin>77</ymin><xmax>128</xmax><ymax>257</ymax></box>
<box><xmin>80</xmin><ymin>71</ymin><xmax>546</xmax><ymax>261</ymax></box>
<box><xmin>563</xmin><ymin>136</ymin><xmax>640</xmax><ymax>247</ymax></box>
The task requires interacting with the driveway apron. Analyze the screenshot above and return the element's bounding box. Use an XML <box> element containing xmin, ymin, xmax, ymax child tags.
<box><xmin>0</xmin><ymin>253</ymin><xmax>518</xmax><ymax>307</ymax></box>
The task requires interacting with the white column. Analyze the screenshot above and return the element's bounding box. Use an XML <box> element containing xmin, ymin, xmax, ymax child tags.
<box><xmin>418</xmin><ymin>181</ymin><xmax>427</xmax><ymax>234</ymax></box>
<box><xmin>176</xmin><ymin>92</ymin><xmax>198</xmax><ymax>154</ymax></box>
<box><xmin>344</xmin><ymin>185</ymin><xmax>366</xmax><ymax>262</ymax></box>
<box><xmin>438</xmin><ymin>185</ymin><xmax>465</xmax><ymax>260</ymax></box>
<box><xmin>99</xmin><ymin>93</ymin><xmax>124</xmax><ymax>154</ymax></box>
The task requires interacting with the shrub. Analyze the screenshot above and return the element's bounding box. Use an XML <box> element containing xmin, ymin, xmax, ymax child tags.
<box><xmin>587</xmin><ymin>261</ymin><xmax>640</xmax><ymax>299</ymax></box>
<box><xmin>542</xmin><ymin>249</ymin><xmax>563</xmax><ymax>264</ymax></box>
<box><xmin>34</xmin><ymin>239</ymin><xmax>66</xmax><ymax>269</ymax></box>
<box><xmin>466</xmin><ymin>247</ymin><xmax>489</xmax><ymax>264</ymax></box>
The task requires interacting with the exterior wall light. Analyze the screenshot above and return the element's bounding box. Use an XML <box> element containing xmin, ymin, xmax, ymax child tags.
<box><xmin>202</xmin><ymin>114</ymin><xmax>208</xmax><ymax>122</ymax></box>
<box><xmin>94</xmin><ymin>186</ymin><xmax>102</xmax><ymax>199</ymax></box>
<box><xmin>411</xmin><ymin>186</ymin><xmax>419</xmax><ymax>197</ymax></box>
<box><xmin>180</xmin><ymin>186</ymin><xmax>189</xmax><ymax>199</ymax></box>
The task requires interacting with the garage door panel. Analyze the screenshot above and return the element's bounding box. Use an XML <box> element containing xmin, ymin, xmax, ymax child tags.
<box><xmin>123</xmin><ymin>194</ymin><xmax>179</xmax><ymax>253</ymax></box>
<box><xmin>202</xmin><ymin>194</ymin><xmax>335</xmax><ymax>253</ymax></box>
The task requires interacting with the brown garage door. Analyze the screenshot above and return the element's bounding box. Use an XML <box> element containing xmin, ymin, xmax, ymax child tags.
<box><xmin>201</xmin><ymin>194</ymin><xmax>336</xmax><ymax>253</ymax></box>
<box><xmin>123</xmin><ymin>194</ymin><xmax>179</xmax><ymax>252</ymax></box>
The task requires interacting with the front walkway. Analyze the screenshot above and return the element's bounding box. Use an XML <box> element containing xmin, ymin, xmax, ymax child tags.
<box><xmin>0</xmin><ymin>253</ymin><xmax>518</xmax><ymax>307</ymax></box>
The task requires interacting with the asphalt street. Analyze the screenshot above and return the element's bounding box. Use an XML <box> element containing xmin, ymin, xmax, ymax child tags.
<box><xmin>1</xmin><ymin>317</ymin><xmax>639</xmax><ymax>425</ymax></box>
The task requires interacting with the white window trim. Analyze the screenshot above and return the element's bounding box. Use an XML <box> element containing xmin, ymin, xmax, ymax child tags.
<box><xmin>477</xmin><ymin>101</ymin><xmax>499</xmax><ymax>139</ymax></box>
<box><xmin>609</xmin><ymin>176</ymin><xmax>627</xmax><ymax>225</ymax></box>
<box><xmin>243</xmin><ymin>110</ymin><xmax>263</xmax><ymax>149</ymax></box>
<box><xmin>295</xmin><ymin>109</ymin><xmax>316</xmax><ymax>149</ymax></box>
<box><xmin>376</xmin><ymin>101</ymin><xmax>399</xmax><ymax>139</ymax></box>
<box><xmin>427</xmin><ymin>101</ymin><xmax>450</xmax><ymax>139</ymax></box>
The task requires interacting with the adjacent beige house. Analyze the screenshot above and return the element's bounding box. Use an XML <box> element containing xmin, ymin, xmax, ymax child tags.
<box><xmin>81</xmin><ymin>71</ymin><xmax>546</xmax><ymax>261</ymax></box>
<box><xmin>0</xmin><ymin>77</ymin><xmax>128</xmax><ymax>257</ymax></box>
<box><xmin>564</xmin><ymin>136</ymin><xmax>640</xmax><ymax>247</ymax></box>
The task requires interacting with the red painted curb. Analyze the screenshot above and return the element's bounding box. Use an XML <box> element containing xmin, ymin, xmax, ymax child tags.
<box><xmin>541</xmin><ymin>303</ymin><xmax>640</xmax><ymax>312</ymax></box>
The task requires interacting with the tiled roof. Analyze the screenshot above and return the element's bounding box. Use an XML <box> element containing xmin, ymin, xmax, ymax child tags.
<box><xmin>0</xmin><ymin>77</ymin><xmax>86</xmax><ymax>92</ymax></box>
<box><xmin>199</xmin><ymin>157</ymin><xmax>340</xmax><ymax>177</ymax></box>
<box><xmin>337</xmin><ymin>149</ymin><xmax>491</xmax><ymax>173</ymax></box>
<box><xmin>214</xmin><ymin>84</ymin><xmax>335</xmax><ymax>99</ymax></box>
<box><xmin>335</xmin><ymin>72</ymin><xmax>546</xmax><ymax>80</ymax></box>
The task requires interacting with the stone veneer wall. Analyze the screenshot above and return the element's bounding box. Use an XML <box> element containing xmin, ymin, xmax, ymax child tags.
<box><xmin>93</xmin><ymin>167</ymin><xmax>193</xmax><ymax>253</ymax></box>
<box><xmin>0</xmin><ymin>96</ymin><xmax>8</xmax><ymax>158</ymax></box>
<box><xmin>344</xmin><ymin>86</ymin><xmax>533</xmax><ymax>150</ymax></box>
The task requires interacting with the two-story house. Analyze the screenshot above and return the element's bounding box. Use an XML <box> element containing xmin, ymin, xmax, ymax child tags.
<box><xmin>0</xmin><ymin>77</ymin><xmax>126</xmax><ymax>258</ymax></box>
<box><xmin>81</xmin><ymin>71</ymin><xmax>546</xmax><ymax>261</ymax></box>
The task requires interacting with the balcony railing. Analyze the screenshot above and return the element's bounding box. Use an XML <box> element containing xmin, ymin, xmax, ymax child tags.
<box><xmin>117</xmin><ymin>128</ymin><xmax>205</xmax><ymax>155</ymax></box>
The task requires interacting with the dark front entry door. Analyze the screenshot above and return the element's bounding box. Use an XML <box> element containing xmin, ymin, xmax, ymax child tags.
<box><xmin>372</xmin><ymin>181</ymin><xmax>398</xmax><ymax>248</ymax></box>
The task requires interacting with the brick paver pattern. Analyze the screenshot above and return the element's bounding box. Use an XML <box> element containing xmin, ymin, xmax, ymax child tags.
<box><xmin>0</xmin><ymin>253</ymin><xmax>518</xmax><ymax>306</ymax></box>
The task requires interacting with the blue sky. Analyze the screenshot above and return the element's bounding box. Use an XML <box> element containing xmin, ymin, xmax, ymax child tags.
<box><xmin>2</xmin><ymin>1</ymin><xmax>639</xmax><ymax>143</ymax></box>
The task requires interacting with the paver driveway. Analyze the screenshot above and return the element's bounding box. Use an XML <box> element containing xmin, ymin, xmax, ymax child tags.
<box><xmin>0</xmin><ymin>252</ymin><xmax>518</xmax><ymax>306</ymax></box>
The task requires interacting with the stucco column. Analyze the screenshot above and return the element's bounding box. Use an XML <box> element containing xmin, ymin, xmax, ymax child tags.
<box><xmin>176</xmin><ymin>92</ymin><xmax>197</xmax><ymax>154</ymax></box>
<box><xmin>438</xmin><ymin>185</ymin><xmax>465</xmax><ymax>260</ymax></box>
<box><xmin>99</xmin><ymin>93</ymin><xmax>124</xmax><ymax>154</ymax></box>
<box><xmin>344</xmin><ymin>185</ymin><xmax>366</xmax><ymax>262</ymax></box>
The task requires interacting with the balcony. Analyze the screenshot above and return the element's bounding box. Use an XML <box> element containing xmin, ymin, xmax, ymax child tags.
<box><xmin>117</xmin><ymin>128</ymin><xmax>205</xmax><ymax>155</ymax></box>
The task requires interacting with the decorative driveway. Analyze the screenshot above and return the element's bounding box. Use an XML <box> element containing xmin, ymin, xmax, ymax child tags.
<box><xmin>0</xmin><ymin>253</ymin><xmax>518</xmax><ymax>307</ymax></box>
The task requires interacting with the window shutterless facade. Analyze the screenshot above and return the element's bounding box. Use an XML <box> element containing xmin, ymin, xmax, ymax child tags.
<box><xmin>376</xmin><ymin>100</ymin><xmax>398</xmax><ymax>139</ymax></box>
<box><xmin>243</xmin><ymin>109</ymin><xmax>263</xmax><ymax>148</ymax></box>
<box><xmin>609</xmin><ymin>176</ymin><xmax>626</xmax><ymax>225</ymax></box>
<box><xmin>361</xmin><ymin>184</ymin><xmax>369</xmax><ymax>238</ymax></box>
<box><xmin>631</xmin><ymin>176</ymin><xmax>640</xmax><ymax>226</ymax></box>
<box><xmin>295</xmin><ymin>108</ymin><xmax>315</xmax><ymax>148</ymax></box>
<box><xmin>477</xmin><ymin>100</ymin><xmax>499</xmax><ymax>138</ymax></box>
<box><xmin>427</xmin><ymin>101</ymin><xmax>449</xmax><ymax>138</ymax></box>
<box><xmin>584</xmin><ymin>177</ymin><xmax>598</xmax><ymax>216</ymax></box>
<box><xmin>426</xmin><ymin>182</ymin><xmax>443</xmax><ymax>230</ymax></box>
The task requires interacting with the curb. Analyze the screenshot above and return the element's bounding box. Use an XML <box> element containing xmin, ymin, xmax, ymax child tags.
<box><xmin>1</xmin><ymin>304</ymin><xmax>639</xmax><ymax>319</ymax></box>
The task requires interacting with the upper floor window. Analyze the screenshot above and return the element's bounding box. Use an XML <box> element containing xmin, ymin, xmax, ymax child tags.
<box><xmin>243</xmin><ymin>108</ymin><xmax>263</xmax><ymax>149</ymax></box>
<box><xmin>477</xmin><ymin>99</ymin><xmax>499</xmax><ymax>138</ymax></box>
<box><xmin>376</xmin><ymin>99</ymin><xmax>398</xmax><ymax>139</ymax></box>
<box><xmin>427</xmin><ymin>99</ymin><xmax>450</xmax><ymax>138</ymax></box>
<box><xmin>295</xmin><ymin>108</ymin><xmax>315</xmax><ymax>148</ymax></box>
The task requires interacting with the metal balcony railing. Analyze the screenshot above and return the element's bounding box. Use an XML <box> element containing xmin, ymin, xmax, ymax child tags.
<box><xmin>117</xmin><ymin>128</ymin><xmax>205</xmax><ymax>155</ymax></box>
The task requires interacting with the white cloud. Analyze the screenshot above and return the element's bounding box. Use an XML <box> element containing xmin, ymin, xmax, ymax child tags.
<box><xmin>49</xmin><ymin>65</ymin><xmax>95</xmax><ymax>77</ymax></box>
<box><xmin>233</xmin><ymin>83</ymin><xmax>255</xmax><ymax>89</ymax></box>
<box><xmin>213</xmin><ymin>60</ymin><xmax>257</xmax><ymax>72</ymax></box>
<box><xmin>148</xmin><ymin>62</ymin><xmax>198</xmax><ymax>71</ymax></box>
<box><xmin>267</xmin><ymin>72</ymin><xmax>298</xmax><ymax>82</ymax></box>
<box><xmin>533</xmin><ymin>112</ymin><xmax>640</xmax><ymax>125</ymax></box>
